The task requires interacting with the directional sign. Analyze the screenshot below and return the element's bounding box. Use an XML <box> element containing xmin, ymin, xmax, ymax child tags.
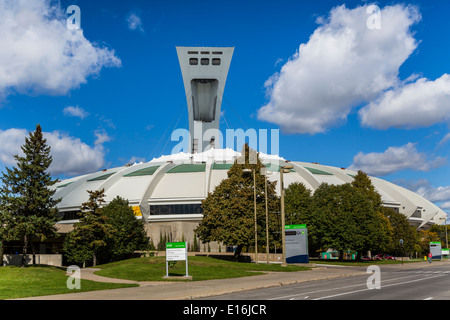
<box><xmin>285</xmin><ymin>224</ymin><xmax>309</xmax><ymax>263</ymax></box>
<box><xmin>165</xmin><ymin>242</ymin><xmax>190</xmax><ymax>278</ymax></box>
<box><xmin>166</xmin><ymin>242</ymin><xmax>187</xmax><ymax>261</ymax></box>
<box><xmin>430</xmin><ymin>241</ymin><xmax>442</xmax><ymax>260</ymax></box>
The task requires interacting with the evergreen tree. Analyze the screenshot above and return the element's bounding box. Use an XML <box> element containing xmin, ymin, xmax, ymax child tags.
<box><xmin>195</xmin><ymin>144</ymin><xmax>280</xmax><ymax>259</ymax></box>
<box><xmin>0</xmin><ymin>124</ymin><xmax>60</xmax><ymax>267</ymax></box>
<box><xmin>100</xmin><ymin>197</ymin><xmax>149</xmax><ymax>262</ymax></box>
<box><xmin>64</xmin><ymin>189</ymin><xmax>114</xmax><ymax>266</ymax></box>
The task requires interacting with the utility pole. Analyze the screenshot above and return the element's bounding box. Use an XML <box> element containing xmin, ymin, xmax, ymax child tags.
<box><xmin>280</xmin><ymin>164</ymin><xmax>293</xmax><ymax>267</ymax></box>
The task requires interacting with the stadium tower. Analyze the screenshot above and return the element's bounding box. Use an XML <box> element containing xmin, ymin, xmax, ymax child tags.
<box><xmin>176</xmin><ymin>47</ymin><xmax>234</xmax><ymax>153</ymax></box>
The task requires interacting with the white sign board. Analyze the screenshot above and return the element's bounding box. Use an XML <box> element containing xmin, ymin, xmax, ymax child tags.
<box><xmin>166</xmin><ymin>242</ymin><xmax>187</xmax><ymax>261</ymax></box>
<box><xmin>165</xmin><ymin>242</ymin><xmax>190</xmax><ymax>278</ymax></box>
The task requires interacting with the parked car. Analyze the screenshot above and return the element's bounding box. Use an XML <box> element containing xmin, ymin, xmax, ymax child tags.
<box><xmin>361</xmin><ymin>255</ymin><xmax>371</xmax><ymax>261</ymax></box>
<box><xmin>383</xmin><ymin>254</ymin><xmax>395</xmax><ymax>260</ymax></box>
<box><xmin>373</xmin><ymin>254</ymin><xmax>383</xmax><ymax>260</ymax></box>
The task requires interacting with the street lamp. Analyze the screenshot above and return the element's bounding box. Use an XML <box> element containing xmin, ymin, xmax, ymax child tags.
<box><xmin>243</xmin><ymin>168</ymin><xmax>258</xmax><ymax>264</ymax></box>
<box><xmin>280</xmin><ymin>164</ymin><xmax>294</xmax><ymax>267</ymax></box>
<box><xmin>261</xmin><ymin>168</ymin><xmax>273</xmax><ymax>264</ymax></box>
<box><xmin>439</xmin><ymin>217</ymin><xmax>448</xmax><ymax>250</ymax></box>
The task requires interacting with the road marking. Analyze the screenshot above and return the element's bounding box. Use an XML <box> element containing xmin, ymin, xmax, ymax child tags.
<box><xmin>269</xmin><ymin>273</ymin><xmax>428</xmax><ymax>300</ymax></box>
<box><xmin>313</xmin><ymin>274</ymin><xmax>444</xmax><ymax>300</ymax></box>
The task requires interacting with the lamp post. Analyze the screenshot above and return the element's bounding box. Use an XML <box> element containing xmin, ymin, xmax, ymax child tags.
<box><xmin>280</xmin><ymin>164</ymin><xmax>294</xmax><ymax>267</ymax></box>
<box><xmin>243</xmin><ymin>168</ymin><xmax>258</xmax><ymax>264</ymax></box>
<box><xmin>261</xmin><ymin>168</ymin><xmax>273</xmax><ymax>264</ymax></box>
<box><xmin>439</xmin><ymin>217</ymin><xmax>448</xmax><ymax>250</ymax></box>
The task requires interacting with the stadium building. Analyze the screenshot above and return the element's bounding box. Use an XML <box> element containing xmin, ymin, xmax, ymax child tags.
<box><xmin>53</xmin><ymin>47</ymin><xmax>447</xmax><ymax>252</ymax></box>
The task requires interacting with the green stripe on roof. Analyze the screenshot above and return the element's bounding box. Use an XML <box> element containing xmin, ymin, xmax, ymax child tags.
<box><xmin>304</xmin><ymin>167</ymin><xmax>333</xmax><ymax>175</ymax></box>
<box><xmin>57</xmin><ymin>182</ymin><xmax>73</xmax><ymax>188</ymax></box>
<box><xmin>212</xmin><ymin>163</ymin><xmax>233</xmax><ymax>170</ymax></box>
<box><xmin>87</xmin><ymin>172</ymin><xmax>116</xmax><ymax>182</ymax></box>
<box><xmin>167</xmin><ymin>164</ymin><xmax>206</xmax><ymax>173</ymax></box>
<box><xmin>123</xmin><ymin>166</ymin><xmax>160</xmax><ymax>177</ymax></box>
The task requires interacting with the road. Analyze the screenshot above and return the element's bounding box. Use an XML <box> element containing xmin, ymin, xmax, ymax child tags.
<box><xmin>201</xmin><ymin>263</ymin><xmax>450</xmax><ymax>300</ymax></box>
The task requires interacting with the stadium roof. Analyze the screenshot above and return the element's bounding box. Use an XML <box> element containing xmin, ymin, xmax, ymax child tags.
<box><xmin>53</xmin><ymin>148</ymin><xmax>447</xmax><ymax>229</ymax></box>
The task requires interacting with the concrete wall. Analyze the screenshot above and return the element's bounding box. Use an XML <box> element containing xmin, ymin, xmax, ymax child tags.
<box><xmin>144</xmin><ymin>220</ymin><xmax>223</xmax><ymax>252</ymax></box>
<box><xmin>3</xmin><ymin>254</ymin><xmax>63</xmax><ymax>267</ymax></box>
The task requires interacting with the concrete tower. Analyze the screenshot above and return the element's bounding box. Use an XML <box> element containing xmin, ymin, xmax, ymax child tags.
<box><xmin>176</xmin><ymin>46</ymin><xmax>234</xmax><ymax>153</ymax></box>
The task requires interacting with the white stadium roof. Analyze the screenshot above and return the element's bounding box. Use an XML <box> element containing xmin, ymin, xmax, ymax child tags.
<box><xmin>53</xmin><ymin>148</ymin><xmax>447</xmax><ymax>229</ymax></box>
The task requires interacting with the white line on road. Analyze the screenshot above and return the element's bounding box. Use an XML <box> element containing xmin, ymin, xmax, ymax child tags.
<box><xmin>313</xmin><ymin>274</ymin><xmax>444</xmax><ymax>300</ymax></box>
<box><xmin>269</xmin><ymin>273</ymin><xmax>429</xmax><ymax>300</ymax></box>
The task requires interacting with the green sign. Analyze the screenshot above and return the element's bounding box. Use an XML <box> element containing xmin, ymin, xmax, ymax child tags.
<box><xmin>166</xmin><ymin>242</ymin><xmax>187</xmax><ymax>249</ymax></box>
<box><xmin>285</xmin><ymin>224</ymin><xmax>307</xmax><ymax>229</ymax></box>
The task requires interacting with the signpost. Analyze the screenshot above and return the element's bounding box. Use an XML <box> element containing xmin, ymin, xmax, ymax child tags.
<box><xmin>430</xmin><ymin>241</ymin><xmax>442</xmax><ymax>260</ymax></box>
<box><xmin>165</xmin><ymin>242</ymin><xmax>190</xmax><ymax>278</ymax></box>
<box><xmin>285</xmin><ymin>224</ymin><xmax>309</xmax><ymax>263</ymax></box>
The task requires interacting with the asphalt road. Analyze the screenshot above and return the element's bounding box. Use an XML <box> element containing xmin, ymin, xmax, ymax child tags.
<box><xmin>201</xmin><ymin>263</ymin><xmax>450</xmax><ymax>300</ymax></box>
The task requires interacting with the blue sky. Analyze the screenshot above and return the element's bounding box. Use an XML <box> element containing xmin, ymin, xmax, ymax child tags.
<box><xmin>0</xmin><ymin>0</ymin><xmax>449</xmax><ymax>214</ymax></box>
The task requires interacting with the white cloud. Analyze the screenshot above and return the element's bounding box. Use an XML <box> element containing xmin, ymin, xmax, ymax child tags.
<box><xmin>439</xmin><ymin>133</ymin><xmax>450</xmax><ymax>146</ymax></box>
<box><xmin>359</xmin><ymin>74</ymin><xmax>450</xmax><ymax>129</ymax></box>
<box><xmin>0</xmin><ymin>0</ymin><xmax>121</xmax><ymax>99</ymax></box>
<box><xmin>126</xmin><ymin>12</ymin><xmax>144</xmax><ymax>33</ymax></box>
<box><xmin>63</xmin><ymin>106</ymin><xmax>89</xmax><ymax>119</ymax></box>
<box><xmin>0</xmin><ymin>128</ymin><xmax>108</xmax><ymax>177</ymax></box>
<box><xmin>258</xmin><ymin>3</ymin><xmax>420</xmax><ymax>134</ymax></box>
<box><xmin>395</xmin><ymin>179</ymin><xmax>450</xmax><ymax>212</ymax></box>
<box><xmin>348</xmin><ymin>142</ymin><xmax>446</xmax><ymax>176</ymax></box>
<box><xmin>94</xmin><ymin>130</ymin><xmax>111</xmax><ymax>146</ymax></box>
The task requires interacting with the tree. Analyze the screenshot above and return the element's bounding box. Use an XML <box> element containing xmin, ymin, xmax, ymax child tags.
<box><xmin>417</xmin><ymin>229</ymin><xmax>440</xmax><ymax>257</ymax></box>
<box><xmin>0</xmin><ymin>124</ymin><xmax>60</xmax><ymax>267</ymax></box>
<box><xmin>351</xmin><ymin>170</ymin><xmax>382</xmax><ymax>210</ymax></box>
<box><xmin>64</xmin><ymin>189</ymin><xmax>114</xmax><ymax>266</ymax></box>
<box><xmin>284</xmin><ymin>182</ymin><xmax>312</xmax><ymax>225</ymax></box>
<box><xmin>100</xmin><ymin>197</ymin><xmax>149</xmax><ymax>262</ymax></box>
<box><xmin>0</xmin><ymin>208</ymin><xmax>12</xmax><ymax>266</ymax></box>
<box><xmin>381</xmin><ymin>206</ymin><xmax>416</xmax><ymax>256</ymax></box>
<box><xmin>311</xmin><ymin>183</ymin><xmax>391</xmax><ymax>260</ymax></box>
<box><xmin>195</xmin><ymin>144</ymin><xmax>280</xmax><ymax>259</ymax></box>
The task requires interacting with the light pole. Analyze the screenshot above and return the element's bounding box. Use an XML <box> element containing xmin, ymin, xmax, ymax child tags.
<box><xmin>261</xmin><ymin>168</ymin><xmax>273</xmax><ymax>264</ymax></box>
<box><xmin>280</xmin><ymin>164</ymin><xmax>293</xmax><ymax>267</ymax></box>
<box><xmin>243</xmin><ymin>168</ymin><xmax>258</xmax><ymax>264</ymax></box>
<box><xmin>440</xmin><ymin>217</ymin><xmax>448</xmax><ymax>250</ymax></box>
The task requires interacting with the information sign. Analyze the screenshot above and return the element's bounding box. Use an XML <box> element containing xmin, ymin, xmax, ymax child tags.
<box><xmin>430</xmin><ymin>241</ymin><xmax>442</xmax><ymax>260</ymax></box>
<box><xmin>285</xmin><ymin>224</ymin><xmax>309</xmax><ymax>263</ymax></box>
<box><xmin>165</xmin><ymin>242</ymin><xmax>189</xmax><ymax>278</ymax></box>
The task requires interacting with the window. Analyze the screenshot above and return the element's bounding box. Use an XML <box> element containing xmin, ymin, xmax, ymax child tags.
<box><xmin>188</xmin><ymin>51</ymin><xmax>198</xmax><ymax>54</ymax></box>
<box><xmin>189</xmin><ymin>58</ymin><xmax>198</xmax><ymax>65</ymax></box>
<box><xmin>212</xmin><ymin>51</ymin><xmax>223</xmax><ymax>55</ymax></box>
<box><xmin>58</xmin><ymin>211</ymin><xmax>80</xmax><ymax>221</ymax></box>
<box><xmin>150</xmin><ymin>204</ymin><xmax>203</xmax><ymax>215</ymax></box>
<box><xmin>212</xmin><ymin>58</ymin><xmax>221</xmax><ymax>65</ymax></box>
<box><xmin>201</xmin><ymin>51</ymin><xmax>210</xmax><ymax>54</ymax></box>
<box><xmin>201</xmin><ymin>58</ymin><xmax>209</xmax><ymax>65</ymax></box>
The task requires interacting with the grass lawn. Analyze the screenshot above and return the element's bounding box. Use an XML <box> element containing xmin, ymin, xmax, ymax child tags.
<box><xmin>0</xmin><ymin>265</ymin><xmax>138</xmax><ymax>300</ymax></box>
<box><xmin>95</xmin><ymin>256</ymin><xmax>312</xmax><ymax>281</ymax></box>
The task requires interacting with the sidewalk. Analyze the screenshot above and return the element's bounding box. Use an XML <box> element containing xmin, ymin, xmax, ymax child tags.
<box><xmin>16</xmin><ymin>260</ymin><xmax>449</xmax><ymax>300</ymax></box>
